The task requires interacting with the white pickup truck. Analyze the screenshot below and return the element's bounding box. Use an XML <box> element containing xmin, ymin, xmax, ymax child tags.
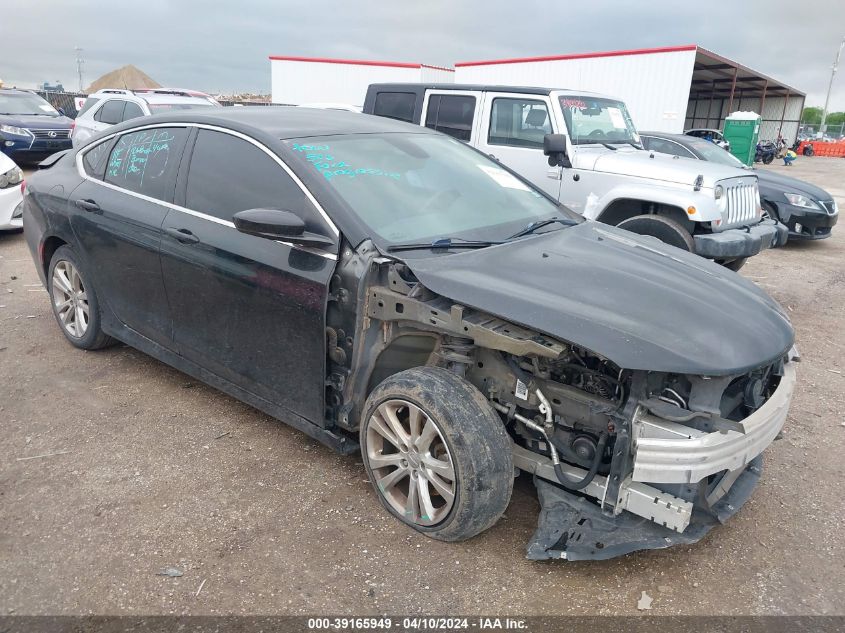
<box><xmin>363</xmin><ymin>84</ymin><xmax>786</xmax><ymax>269</ymax></box>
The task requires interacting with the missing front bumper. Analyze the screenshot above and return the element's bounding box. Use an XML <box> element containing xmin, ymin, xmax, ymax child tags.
<box><xmin>527</xmin><ymin>456</ymin><xmax>763</xmax><ymax>561</ymax></box>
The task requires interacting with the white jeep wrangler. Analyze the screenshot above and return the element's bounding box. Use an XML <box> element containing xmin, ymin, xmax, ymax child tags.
<box><xmin>363</xmin><ymin>84</ymin><xmax>786</xmax><ymax>269</ymax></box>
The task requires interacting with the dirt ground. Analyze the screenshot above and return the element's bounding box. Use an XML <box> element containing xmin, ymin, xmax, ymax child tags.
<box><xmin>1</xmin><ymin>157</ymin><xmax>843</xmax><ymax>617</ymax></box>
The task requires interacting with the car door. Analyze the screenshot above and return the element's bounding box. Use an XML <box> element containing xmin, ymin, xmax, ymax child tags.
<box><xmin>160</xmin><ymin>127</ymin><xmax>337</xmax><ymax>425</ymax></box>
<box><xmin>69</xmin><ymin>125</ymin><xmax>189</xmax><ymax>345</ymax></box>
<box><xmin>474</xmin><ymin>93</ymin><xmax>560</xmax><ymax>199</ymax></box>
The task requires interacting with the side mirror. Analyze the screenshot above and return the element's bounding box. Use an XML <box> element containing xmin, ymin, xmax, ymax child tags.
<box><xmin>58</xmin><ymin>107</ymin><xmax>66</xmax><ymax>116</ymax></box>
<box><xmin>543</xmin><ymin>134</ymin><xmax>572</xmax><ymax>168</ymax></box>
<box><xmin>233</xmin><ymin>208</ymin><xmax>334</xmax><ymax>247</ymax></box>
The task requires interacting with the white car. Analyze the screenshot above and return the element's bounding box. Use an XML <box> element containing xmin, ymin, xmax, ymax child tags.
<box><xmin>71</xmin><ymin>88</ymin><xmax>220</xmax><ymax>148</ymax></box>
<box><xmin>0</xmin><ymin>152</ymin><xmax>24</xmax><ymax>230</ymax></box>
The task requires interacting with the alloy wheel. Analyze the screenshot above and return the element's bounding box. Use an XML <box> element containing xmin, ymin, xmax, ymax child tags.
<box><xmin>51</xmin><ymin>260</ymin><xmax>89</xmax><ymax>338</ymax></box>
<box><xmin>365</xmin><ymin>399</ymin><xmax>456</xmax><ymax>526</ymax></box>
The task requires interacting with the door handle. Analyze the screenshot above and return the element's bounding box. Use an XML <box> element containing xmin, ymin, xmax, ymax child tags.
<box><xmin>75</xmin><ymin>198</ymin><xmax>100</xmax><ymax>212</ymax></box>
<box><xmin>164</xmin><ymin>227</ymin><xmax>200</xmax><ymax>244</ymax></box>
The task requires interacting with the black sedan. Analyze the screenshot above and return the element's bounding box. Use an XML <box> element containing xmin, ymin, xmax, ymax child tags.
<box><xmin>22</xmin><ymin>108</ymin><xmax>796</xmax><ymax>560</ymax></box>
<box><xmin>641</xmin><ymin>131</ymin><xmax>838</xmax><ymax>241</ymax></box>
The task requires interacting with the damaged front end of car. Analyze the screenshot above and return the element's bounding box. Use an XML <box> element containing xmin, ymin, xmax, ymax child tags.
<box><xmin>325</xmin><ymin>240</ymin><xmax>797</xmax><ymax>561</ymax></box>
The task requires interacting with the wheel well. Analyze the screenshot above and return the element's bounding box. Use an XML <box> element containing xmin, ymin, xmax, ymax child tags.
<box><xmin>597</xmin><ymin>199</ymin><xmax>693</xmax><ymax>231</ymax></box>
<box><xmin>365</xmin><ymin>334</ymin><xmax>438</xmax><ymax>397</ymax></box>
<box><xmin>41</xmin><ymin>236</ymin><xmax>67</xmax><ymax>277</ymax></box>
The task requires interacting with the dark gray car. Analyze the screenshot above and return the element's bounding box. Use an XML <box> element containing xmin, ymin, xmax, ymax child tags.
<box><xmin>641</xmin><ymin>131</ymin><xmax>838</xmax><ymax>241</ymax></box>
<box><xmin>23</xmin><ymin>108</ymin><xmax>796</xmax><ymax>561</ymax></box>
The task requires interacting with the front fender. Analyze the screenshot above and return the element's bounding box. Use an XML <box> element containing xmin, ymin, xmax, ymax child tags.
<box><xmin>590</xmin><ymin>182</ymin><xmax>721</xmax><ymax>224</ymax></box>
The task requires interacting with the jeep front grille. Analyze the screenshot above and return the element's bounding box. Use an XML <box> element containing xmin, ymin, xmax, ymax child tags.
<box><xmin>723</xmin><ymin>183</ymin><xmax>760</xmax><ymax>227</ymax></box>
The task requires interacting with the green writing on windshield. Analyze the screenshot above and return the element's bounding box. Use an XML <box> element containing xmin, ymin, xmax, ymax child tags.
<box><xmin>291</xmin><ymin>143</ymin><xmax>401</xmax><ymax>182</ymax></box>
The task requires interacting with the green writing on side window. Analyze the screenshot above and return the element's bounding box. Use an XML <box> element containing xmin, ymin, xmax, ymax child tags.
<box><xmin>291</xmin><ymin>143</ymin><xmax>401</xmax><ymax>182</ymax></box>
<box><xmin>107</xmin><ymin>130</ymin><xmax>176</xmax><ymax>184</ymax></box>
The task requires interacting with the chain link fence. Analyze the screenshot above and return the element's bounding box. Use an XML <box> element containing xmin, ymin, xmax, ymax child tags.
<box><xmin>798</xmin><ymin>123</ymin><xmax>845</xmax><ymax>140</ymax></box>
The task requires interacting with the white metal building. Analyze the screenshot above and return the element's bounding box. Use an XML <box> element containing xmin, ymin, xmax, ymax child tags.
<box><xmin>454</xmin><ymin>45</ymin><xmax>805</xmax><ymax>141</ymax></box>
<box><xmin>269</xmin><ymin>56</ymin><xmax>454</xmax><ymax>108</ymax></box>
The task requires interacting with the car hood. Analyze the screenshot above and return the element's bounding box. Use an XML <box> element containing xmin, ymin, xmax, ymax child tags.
<box><xmin>0</xmin><ymin>114</ymin><xmax>73</xmax><ymax>130</ymax></box>
<box><xmin>755</xmin><ymin>169</ymin><xmax>832</xmax><ymax>202</ymax></box>
<box><xmin>404</xmin><ymin>222</ymin><xmax>793</xmax><ymax>376</ymax></box>
<box><xmin>575</xmin><ymin>146</ymin><xmax>750</xmax><ymax>189</ymax></box>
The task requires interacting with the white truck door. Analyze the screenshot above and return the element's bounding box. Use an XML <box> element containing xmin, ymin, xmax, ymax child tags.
<box><xmin>474</xmin><ymin>93</ymin><xmax>561</xmax><ymax>200</ymax></box>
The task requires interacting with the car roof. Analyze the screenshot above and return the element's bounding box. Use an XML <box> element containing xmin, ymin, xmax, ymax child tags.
<box><xmin>101</xmin><ymin>105</ymin><xmax>428</xmax><ymax>140</ymax></box>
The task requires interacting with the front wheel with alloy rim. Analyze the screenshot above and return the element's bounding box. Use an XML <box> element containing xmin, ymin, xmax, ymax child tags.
<box><xmin>48</xmin><ymin>245</ymin><xmax>114</xmax><ymax>350</ymax></box>
<box><xmin>360</xmin><ymin>367</ymin><xmax>513</xmax><ymax>542</ymax></box>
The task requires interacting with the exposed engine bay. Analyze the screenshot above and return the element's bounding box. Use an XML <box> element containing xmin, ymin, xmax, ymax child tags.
<box><xmin>325</xmin><ymin>245</ymin><xmax>797</xmax><ymax>560</ymax></box>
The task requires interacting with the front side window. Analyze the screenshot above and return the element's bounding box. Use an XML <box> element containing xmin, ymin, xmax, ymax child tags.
<box><xmin>488</xmin><ymin>98</ymin><xmax>552</xmax><ymax>149</ymax></box>
<box><xmin>76</xmin><ymin>97</ymin><xmax>100</xmax><ymax>118</ymax></box>
<box><xmin>185</xmin><ymin>130</ymin><xmax>320</xmax><ymax>228</ymax></box>
<box><xmin>104</xmin><ymin>127</ymin><xmax>188</xmax><ymax>201</ymax></box>
<box><xmin>559</xmin><ymin>95</ymin><xmax>640</xmax><ymax>146</ymax></box>
<box><xmin>285</xmin><ymin>133</ymin><xmax>579</xmax><ymax>248</ymax></box>
<box><xmin>424</xmin><ymin>94</ymin><xmax>475</xmax><ymax>141</ymax></box>
<box><xmin>95</xmin><ymin>100</ymin><xmax>126</xmax><ymax>125</ymax></box>
<box><xmin>372</xmin><ymin>92</ymin><xmax>416</xmax><ymax>123</ymax></box>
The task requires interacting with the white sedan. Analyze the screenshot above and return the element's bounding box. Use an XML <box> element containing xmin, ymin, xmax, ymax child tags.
<box><xmin>0</xmin><ymin>152</ymin><xmax>24</xmax><ymax>230</ymax></box>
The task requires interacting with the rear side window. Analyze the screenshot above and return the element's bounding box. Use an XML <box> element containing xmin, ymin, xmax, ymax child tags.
<box><xmin>185</xmin><ymin>130</ymin><xmax>320</xmax><ymax>229</ymax></box>
<box><xmin>76</xmin><ymin>97</ymin><xmax>100</xmax><ymax>118</ymax></box>
<box><xmin>81</xmin><ymin>139</ymin><xmax>114</xmax><ymax>179</ymax></box>
<box><xmin>122</xmin><ymin>102</ymin><xmax>144</xmax><ymax>121</ymax></box>
<box><xmin>95</xmin><ymin>100</ymin><xmax>125</xmax><ymax>125</ymax></box>
<box><xmin>488</xmin><ymin>98</ymin><xmax>552</xmax><ymax>149</ymax></box>
<box><xmin>104</xmin><ymin>127</ymin><xmax>188</xmax><ymax>201</ymax></box>
<box><xmin>373</xmin><ymin>92</ymin><xmax>416</xmax><ymax>123</ymax></box>
<box><xmin>424</xmin><ymin>94</ymin><xmax>475</xmax><ymax>141</ymax></box>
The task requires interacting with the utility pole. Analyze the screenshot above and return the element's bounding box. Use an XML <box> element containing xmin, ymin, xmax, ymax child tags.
<box><xmin>75</xmin><ymin>46</ymin><xmax>84</xmax><ymax>93</ymax></box>
<box><xmin>820</xmin><ymin>37</ymin><xmax>845</xmax><ymax>136</ymax></box>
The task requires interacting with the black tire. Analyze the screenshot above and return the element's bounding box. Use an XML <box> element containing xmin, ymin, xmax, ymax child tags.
<box><xmin>616</xmin><ymin>214</ymin><xmax>695</xmax><ymax>252</ymax></box>
<box><xmin>723</xmin><ymin>257</ymin><xmax>747</xmax><ymax>272</ymax></box>
<box><xmin>360</xmin><ymin>366</ymin><xmax>513</xmax><ymax>542</ymax></box>
<box><xmin>762</xmin><ymin>153</ymin><xmax>774</xmax><ymax>165</ymax></box>
<box><xmin>47</xmin><ymin>245</ymin><xmax>115</xmax><ymax>350</ymax></box>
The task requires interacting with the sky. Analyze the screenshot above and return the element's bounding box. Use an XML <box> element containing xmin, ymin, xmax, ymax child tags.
<box><xmin>1</xmin><ymin>0</ymin><xmax>844</xmax><ymax>110</ymax></box>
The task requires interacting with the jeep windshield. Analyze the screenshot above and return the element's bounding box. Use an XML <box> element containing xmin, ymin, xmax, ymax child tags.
<box><xmin>285</xmin><ymin>133</ymin><xmax>581</xmax><ymax>249</ymax></box>
<box><xmin>559</xmin><ymin>96</ymin><xmax>641</xmax><ymax>147</ymax></box>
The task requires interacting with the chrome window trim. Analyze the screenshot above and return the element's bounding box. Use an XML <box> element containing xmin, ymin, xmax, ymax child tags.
<box><xmin>75</xmin><ymin>121</ymin><xmax>339</xmax><ymax>260</ymax></box>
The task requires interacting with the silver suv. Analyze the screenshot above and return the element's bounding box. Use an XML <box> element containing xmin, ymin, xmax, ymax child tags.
<box><xmin>71</xmin><ymin>89</ymin><xmax>220</xmax><ymax>147</ymax></box>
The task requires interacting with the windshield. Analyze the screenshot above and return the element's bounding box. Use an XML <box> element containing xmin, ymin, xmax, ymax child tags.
<box><xmin>0</xmin><ymin>92</ymin><xmax>60</xmax><ymax>116</ymax></box>
<box><xmin>559</xmin><ymin>96</ymin><xmax>639</xmax><ymax>146</ymax></box>
<box><xmin>148</xmin><ymin>103</ymin><xmax>216</xmax><ymax>112</ymax></box>
<box><xmin>688</xmin><ymin>139</ymin><xmax>746</xmax><ymax>168</ymax></box>
<box><xmin>284</xmin><ymin>133</ymin><xmax>579</xmax><ymax>247</ymax></box>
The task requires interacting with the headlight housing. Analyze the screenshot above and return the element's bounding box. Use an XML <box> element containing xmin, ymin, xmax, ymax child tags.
<box><xmin>0</xmin><ymin>165</ymin><xmax>23</xmax><ymax>189</ymax></box>
<box><xmin>784</xmin><ymin>193</ymin><xmax>822</xmax><ymax>210</ymax></box>
<box><xmin>0</xmin><ymin>124</ymin><xmax>32</xmax><ymax>138</ymax></box>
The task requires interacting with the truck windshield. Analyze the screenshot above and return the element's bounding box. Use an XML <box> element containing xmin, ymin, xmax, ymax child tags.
<box><xmin>559</xmin><ymin>96</ymin><xmax>640</xmax><ymax>146</ymax></box>
<box><xmin>285</xmin><ymin>133</ymin><xmax>580</xmax><ymax>247</ymax></box>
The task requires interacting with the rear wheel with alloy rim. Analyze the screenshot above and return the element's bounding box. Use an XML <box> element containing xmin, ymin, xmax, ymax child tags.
<box><xmin>360</xmin><ymin>367</ymin><xmax>513</xmax><ymax>541</ymax></box>
<box><xmin>48</xmin><ymin>245</ymin><xmax>114</xmax><ymax>350</ymax></box>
